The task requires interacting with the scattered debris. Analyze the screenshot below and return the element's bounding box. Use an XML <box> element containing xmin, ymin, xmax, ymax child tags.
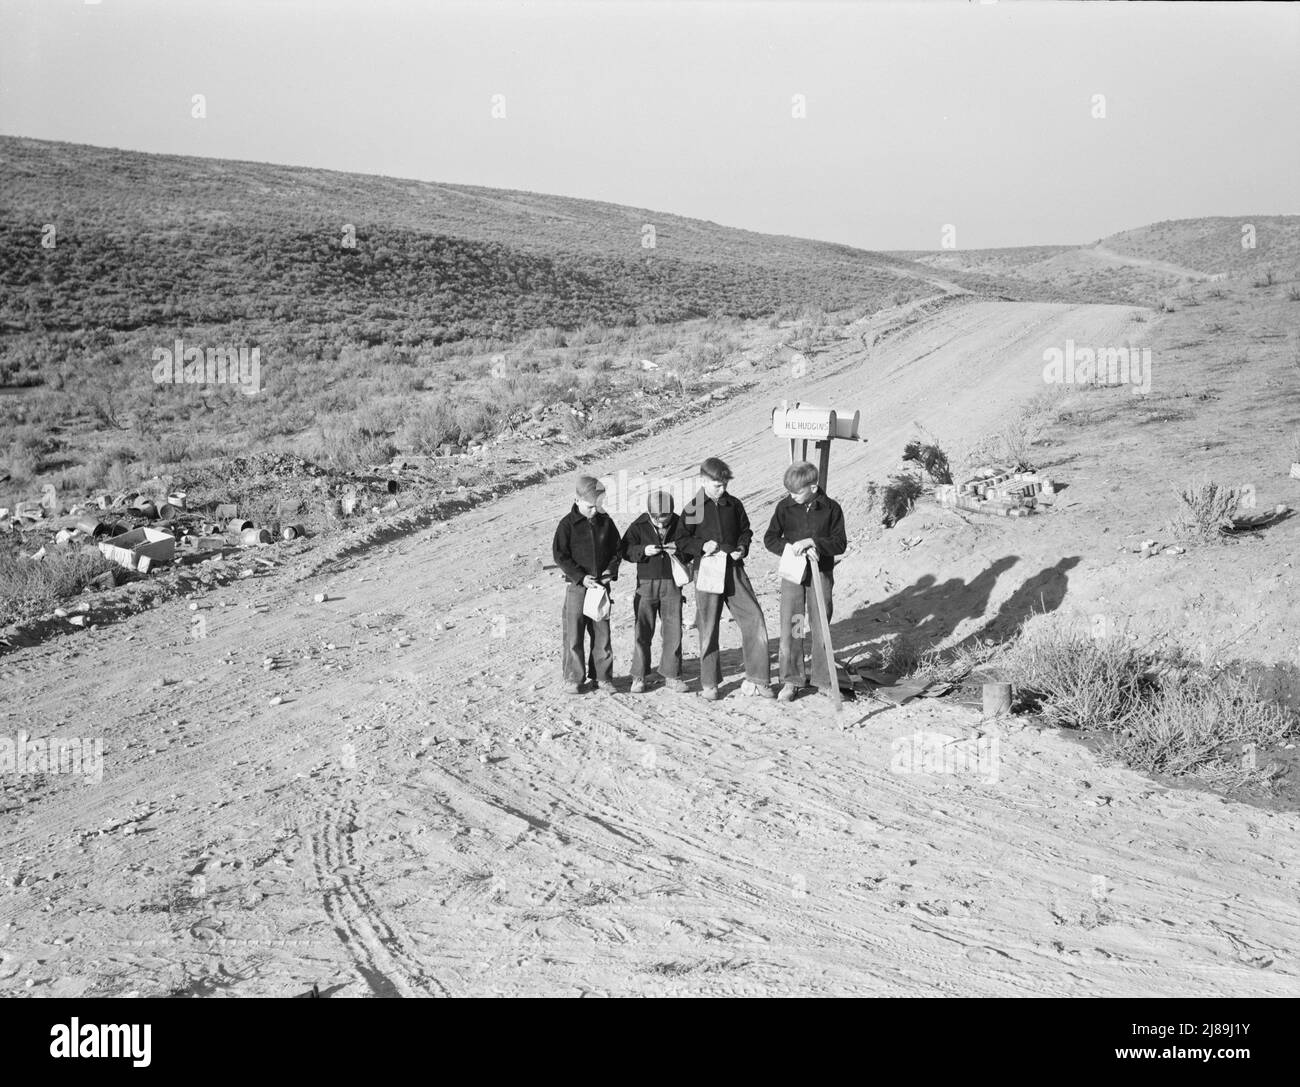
<box><xmin>935</xmin><ymin>467</ymin><xmax>1053</xmax><ymax>518</ymax></box>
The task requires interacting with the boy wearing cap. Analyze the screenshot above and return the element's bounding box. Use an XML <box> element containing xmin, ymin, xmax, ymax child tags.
<box><xmin>619</xmin><ymin>491</ymin><xmax>689</xmax><ymax>694</ymax></box>
<box><xmin>678</xmin><ymin>457</ymin><xmax>773</xmax><ymax>700</ymax></box>
<box><xmin>552</xmin><ymin>475</ymin><xmax>622</xmax><ymax>694</ymax></box>
<box><xmin>763</xmin><ymin>461</ymin><xmax>847</xmax><ymax>702</ymax></box>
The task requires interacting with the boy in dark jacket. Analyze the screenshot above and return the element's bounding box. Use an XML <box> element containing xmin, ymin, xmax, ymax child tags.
<box><xmin>552</xmin><ymin>474</ymin><xmax>621</xmax><ymax>694</ymax></box>
<box><xmin>620</xmin><ymin>491</ymin><xmax>689</xmax><ymax>694</ymax></box>
<box><xmin>763</xmin><ymin>460</ymin><xmax>848</xmax><ymax>702</ymax></box>
<box><xmin>678</xmin><ymin>457</ymin><xmax>773</xmax><ymax>700</ymax></box>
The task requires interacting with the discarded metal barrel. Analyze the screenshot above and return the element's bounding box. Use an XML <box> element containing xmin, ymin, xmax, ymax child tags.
<box><xmin>132</xmin><ymin>498</ymin><xmax>159</xmax><ymax>519</ymax></box>
<box><xmin>228</xmin><ymin>518</ymin><xmax>254</xmax><ymax>534</ymax></box>
<box><xmin>281</xmin><ymin>524</ymin><xmax>306</xmax><ymax>541</ymax></box>
<box><xmin>240</xmin><ymin>527</ymin><xmax>272</xmax><ymax>545</ymax></box>
<box><xmin>157</xmin><ymin>503</ymin><xmax>182</xmax><ymax>520</ymax></box>
<box><xmin>983</xmin><ymin>682</ymin><xmax>1013</xmax><ymax>717</ymax></box>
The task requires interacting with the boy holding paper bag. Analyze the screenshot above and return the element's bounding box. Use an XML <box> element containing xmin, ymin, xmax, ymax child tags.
<box><xmin>552</xmin><ymin>475</ymin><xmax>622</xmax><ymax>694</ymax></box>
<box><xmin>763</xmin><ymin>461</ymin><xmax>847</xmax><ymax>702</ymax></box>
<box><xmin>679</xmin><ymin>457</ymin><xmax>773</xmax><ymax>700</ymax></box>
<box><xmin>619</xmin><ymin>490</ymin><xmax>690</xmax><ymax>694</ymax></box>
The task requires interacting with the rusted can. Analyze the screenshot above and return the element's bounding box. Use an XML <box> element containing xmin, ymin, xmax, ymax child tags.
<box><xmin>983</xmin><ymin>682</ymin><xmax>1012</xmax><ymax>717</ymax></box>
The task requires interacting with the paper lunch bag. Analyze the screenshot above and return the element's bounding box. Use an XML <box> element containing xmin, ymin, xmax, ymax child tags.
<box><xmin>583</xmin><ymin>584</ymin><xmax>611</xmax><ymax>621</ymax></box>
<box><xmin>695</xmin><ymin>552</ymin><xmax>728</xmax><ymax>594</ymax></box>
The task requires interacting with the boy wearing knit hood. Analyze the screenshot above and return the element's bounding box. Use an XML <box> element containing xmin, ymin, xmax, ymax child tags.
<box><xmin>619</xmin><ymin>491</ymin><xmax>690</xmax><ymax>694</ymax></box>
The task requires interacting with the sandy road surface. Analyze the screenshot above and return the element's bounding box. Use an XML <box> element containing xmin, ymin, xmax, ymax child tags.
<box><xmin>2</xmin><ymin>300</ymin><xmax>1296</xmax><ymax>997</ymax></box>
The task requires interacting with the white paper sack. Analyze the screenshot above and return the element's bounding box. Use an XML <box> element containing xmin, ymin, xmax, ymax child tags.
<box><xmin>696</xmin><ymin>552</ymin><xmax>728</xmax><ymax>594</ymax></box>
<box><xmin>779</xmin><ymin>543</ymin><xmax>808</xmax><ymax>583</ymax></box>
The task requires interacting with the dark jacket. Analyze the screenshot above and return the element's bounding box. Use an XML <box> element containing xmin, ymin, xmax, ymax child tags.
<box><xmin>764</xmin><ymin>491</ymin><xmax>847</xmax><ymax>584</ymax></box>
<box><xmin>553</xmin><ymin>505</ymin><xmax>621</xmax><ymax>585</ymax></box>
<box><xmin>620</xmin><ymin>512</ymin><xmax>688</xmax><ymax>583</ymax></box>
<box><xmin>678</xmin><ymin>488</ymin><xmax>753</xmax><ymax>566</ymax></box>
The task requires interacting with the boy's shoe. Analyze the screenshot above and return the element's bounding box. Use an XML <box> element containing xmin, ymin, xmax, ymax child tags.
<box><xmin>699</xmin><ymin>686</ymin><xmax>720</xmax><ymax>701</ymax></box>
<box><xmin>629</xmin><ymin>678</ymin><xmax>645</xmax><ymax>694</ymax></box>
<box><xmin>740</xmin><ymin>680</ymin><xmax>775</xmax><ymax>699</ymax></box>
<box><xmin>777</xmin><ymin>683</ymin><xmax>797</xmax><ymax>703</ymax></box>
<box><xmin>665</xmin><ymin>677</ymin><xmax>688</xmax><ymax>693</ymax></box>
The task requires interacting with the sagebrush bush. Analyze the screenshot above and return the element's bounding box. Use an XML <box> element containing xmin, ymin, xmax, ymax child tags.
<box><xmin>1107</xmin><ymin>666</ymin><xmax>1295</xmax><ymax>778</ymax></box>
<box><xmin>314</xmin><ymin>414</ymin><xmax>398</xmax><ymax>471</ymax></box>
<box><xmin>999</xmin><ymin>615</ymin><xmax>1157</xmax><ymax>732</ymax></box>
<box><xmin>396</xmin><ymin>400</ymin><xmax>459</xmax><ymax>453</ymax></box>
<box><xmin>1171</xmin><ymin>478</ymin><xmax>1242</xmax><ymax>541</ymax></box>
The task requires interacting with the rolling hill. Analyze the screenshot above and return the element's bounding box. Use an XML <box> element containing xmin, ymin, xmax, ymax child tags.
<box><xmin>890</xmin><ymin>216</ymin><xmax>1299</xmax><ymax>304</ymax></box>
<box><xmin>0</xmin><ymin>135</ymin><xmax>1035</xmax><ymax>357</ymax></box>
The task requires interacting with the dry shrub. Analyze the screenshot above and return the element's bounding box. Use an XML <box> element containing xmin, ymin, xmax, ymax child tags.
<box><xmin>998</xmin><ymin>614</ymin><xmax>1157</xmax><ymax>732</ymax></box>
<box><xmin>1171</xmin><ymin>478</ymin><xmax>1242</xmax><ymax>541</ymax></box>
<box><xmin>315</xmin><ymin>414</ymin><xmax>398</xmax><ymax>472</ymax></box>
<box><xmin>397</xmin><ymin>400</ymin><xmax>459</xmax><ymax>453</ymax></box>
<box><xmin>902</xmin><ymin>439</ymin><xmax>952</xmax><ymax>484</ymax></box>
<box><xmin>880</xmin><ymin>472</ymin><xmax>922</xmax><ymax>528</ymax></box>
<box><xmin>1106</xmin><ymin>666</ymin><xmax>1295</xmax><ymax>781</ymax></box>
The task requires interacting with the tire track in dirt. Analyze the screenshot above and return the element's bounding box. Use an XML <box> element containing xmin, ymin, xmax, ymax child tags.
<box><xmin>304</xmin><ymin>795</ymin><xmax>451</xmax><ymax>997</ymax></box>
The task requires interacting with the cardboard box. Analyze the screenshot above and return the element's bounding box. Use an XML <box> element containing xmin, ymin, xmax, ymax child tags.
<box><xmin>98</xmin><ymin>527</ymin><xmax>176</xmax><ymax>570</ymax></box>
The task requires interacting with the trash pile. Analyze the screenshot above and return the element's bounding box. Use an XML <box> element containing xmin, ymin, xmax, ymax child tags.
<box><xmin>1</xmin><ymin>486</ymin><xmax>306</xmax><ymax>576</ymax></box>
<box><xmin>933</xmin><ymin>468</ymin><xmax>1055</xmax><ymax>518</ymax></box>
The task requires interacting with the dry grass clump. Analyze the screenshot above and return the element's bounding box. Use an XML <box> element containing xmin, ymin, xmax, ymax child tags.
<box><xmin>0</xmin><ymin>546</ymin><xmax>115</xmax><ymax>626</ymax></box>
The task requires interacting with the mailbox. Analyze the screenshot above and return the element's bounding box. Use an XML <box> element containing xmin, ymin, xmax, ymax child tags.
<box><xmin>772</xmin><ymin>405</ymin><xmax>835</xmax><ymax>439</ymax></box>
<box><xmin>771</xmin><ymin>403</ymin><xmax>861</xmax><ymax>441</ymax></box>
<box><xmin>772</xmin><ymin>400</ymin><xmax>864</xmax><ymax>491</ymax></box>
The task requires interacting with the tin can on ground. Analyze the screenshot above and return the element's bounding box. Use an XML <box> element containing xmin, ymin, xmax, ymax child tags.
<box><xmin>983</xmin><ymin>682</ymin><xmax>1012</xmax><ymax>716</ymax></box>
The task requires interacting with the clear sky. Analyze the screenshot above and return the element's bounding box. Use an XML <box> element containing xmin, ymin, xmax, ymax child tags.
<box><xmin>1</xmin><ymin>0</ymin><xmax>1295</xmax><ymax>250</ymax></box>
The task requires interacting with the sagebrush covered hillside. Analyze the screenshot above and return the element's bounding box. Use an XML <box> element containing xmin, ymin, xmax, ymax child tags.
<box><xmin>0</xmin><ymin>135</ymin><xmax>1024</xmax><ymax>356</ymax></box>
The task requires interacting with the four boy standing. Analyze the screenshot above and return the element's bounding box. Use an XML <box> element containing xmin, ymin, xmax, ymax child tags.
<box><xmin>553</xmin><ymin>457</ymin><xmax>848</xmax><ymax>702</ymax></box>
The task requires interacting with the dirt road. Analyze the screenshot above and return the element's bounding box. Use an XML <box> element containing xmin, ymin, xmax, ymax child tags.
<box><xmin>2</xmin><ymin>300</ymin><xmax>1296</xmax><ymax>997</ymax></box>
<box><xmin>1083</xmin><ymin>245</ymin><xmax>1213</xmax><ymax>281</ymax></box>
